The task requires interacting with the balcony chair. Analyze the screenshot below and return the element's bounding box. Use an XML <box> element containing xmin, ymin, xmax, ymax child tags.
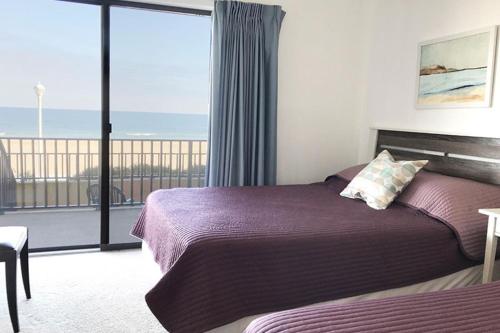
<box><xmin>0</xmin><ymin>227</ymin><xmax>31</xmax><ymax>333</ymax></box>
<box><xmin>86</xmin><ymin>184</ymin><xmax>128</xmax><ymax>206</ymax></box>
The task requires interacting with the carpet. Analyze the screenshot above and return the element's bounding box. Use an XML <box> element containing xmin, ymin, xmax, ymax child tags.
<box><xmin>0</xmin><ymin>249</ymin><xmax>165</xmax><ymax>333</ymax></box>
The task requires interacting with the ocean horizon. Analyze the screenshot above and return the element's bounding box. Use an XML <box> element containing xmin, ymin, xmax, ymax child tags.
<box><xmin>0</xmin><ymin>107</ymin><xmax>209</xmax><ymax>140</ymax></box>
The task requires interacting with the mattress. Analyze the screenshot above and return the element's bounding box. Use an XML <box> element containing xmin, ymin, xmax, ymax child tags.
<box><xmin>132</xmin><ymin>176</ymin><xmax>476</xmax><ymax>333</ymax></box>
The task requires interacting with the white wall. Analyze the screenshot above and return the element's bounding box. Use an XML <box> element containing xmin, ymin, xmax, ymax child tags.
<box><xmin>358</xmin><ymin>0</ymin><xmax>500</xmax><ymax>162</ymax></box>
<box><xmin>156</xmin><ymin>0</ymin><xmax>367</xmax><ymax>184</ymax></box>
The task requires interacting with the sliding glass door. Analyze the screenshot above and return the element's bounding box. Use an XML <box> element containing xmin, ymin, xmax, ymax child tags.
<box><xmin>0</xmin><ymin>0</ymin><xmax>101</xmax><ymax>250</ymax></box>
<box><xmin>108</xmin><ymin>6</ymin><xmax>211</xmax><ymax>245</ymax></box>
<box><xmin>0</xmin><ymin>0</ymin><xmax>211</xmax><ymax>251</ymax></box>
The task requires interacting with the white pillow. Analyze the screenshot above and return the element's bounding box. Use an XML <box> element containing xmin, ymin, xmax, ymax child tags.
<box><xmin>340</xmin><ymin>150</ymin><xmax>428</xmax><ymax>209</ymax></box>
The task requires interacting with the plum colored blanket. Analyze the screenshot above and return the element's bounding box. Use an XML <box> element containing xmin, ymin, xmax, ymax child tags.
<box><xmin>244</xmin><ymin>281</ymin><xmax>500</xmax><ymax>333</ymax></box>
<box><xmin>131</xmin><ymin>177</ymin><xmax>475</xmax><ymax>333</ymax></box>
<box><xmin>337</xmin><ymin>166</ymin><xmax>500</xmax><ymax>260</ymax></box>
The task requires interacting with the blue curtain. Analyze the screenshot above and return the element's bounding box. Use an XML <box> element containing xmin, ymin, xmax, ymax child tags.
<box><xmin>206</xmin><ymin>1</ymin><xmax>285</xmax><ymax>187</ymax></box>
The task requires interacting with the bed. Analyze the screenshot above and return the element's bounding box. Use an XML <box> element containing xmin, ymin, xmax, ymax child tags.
<box><xmin>132</xmin><ymin>130</ymin><xmax>500</xmax><ymax>333</ymax></box>
<box><xmin>243</xmin><ymin>279</ymin><xmax>500</xmax><ymax>333</ymax></box>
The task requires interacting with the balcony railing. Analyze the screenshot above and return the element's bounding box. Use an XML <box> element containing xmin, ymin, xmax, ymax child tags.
<box><xmin>0</xmin><ymin>137</ymin><xmax>207</xmax><ymax>210</ymax></box>
<box><xmin>0</xmin><ymin>141</ymin><xmax>17</xmax><ymax>209</ymax></box>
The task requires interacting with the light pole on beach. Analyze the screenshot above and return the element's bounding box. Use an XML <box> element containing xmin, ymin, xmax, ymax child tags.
<box><xmin>34</xmin><ymin>82</ymin><xmax>46</xmax><ymax>138</ymax></box>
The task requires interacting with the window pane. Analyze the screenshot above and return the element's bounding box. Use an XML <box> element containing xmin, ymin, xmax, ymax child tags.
<box><xmin>0</xmin><ymin>0</ymin><xmax>101</xmax><ymax>249</ymax></box>
<box><xmin>109</xmin><ymin>7</ymin><xmax>211</xmax><ymax>244</ymax></box>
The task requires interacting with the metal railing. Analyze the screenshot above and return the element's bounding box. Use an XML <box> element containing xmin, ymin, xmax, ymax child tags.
<box><xmin>0</xmin><ymin>141</ymin><xmax>16</xmax><ymax>209</ymax></box>
<box><xmin>0</xmin><ymin>137</ymin><xmax>207</xmax><ymax>210</ymax></box>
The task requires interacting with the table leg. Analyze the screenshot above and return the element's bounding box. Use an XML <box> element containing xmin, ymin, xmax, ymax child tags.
<box><xmin>483</xmin><ymin>216</ymin><xmax>498</xmax><ymax>283</ymax></box>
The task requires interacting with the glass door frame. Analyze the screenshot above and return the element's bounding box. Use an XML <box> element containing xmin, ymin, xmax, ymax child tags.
<box><xmin>52</xmin><ymin>0</ymin><xmax>211</xmax><ymax>252</ymax></box>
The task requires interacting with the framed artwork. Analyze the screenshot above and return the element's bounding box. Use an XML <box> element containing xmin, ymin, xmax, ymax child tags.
<box><xmin>416</xmin><ymin>26</ymin><xmax>497</xmax><ymax>108</ymax></box>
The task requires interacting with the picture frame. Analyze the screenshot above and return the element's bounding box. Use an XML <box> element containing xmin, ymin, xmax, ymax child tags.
<box><xmin>416</xmin><ymin>26</ymin><xmax>497</xmax><ymax>109</ymax></box>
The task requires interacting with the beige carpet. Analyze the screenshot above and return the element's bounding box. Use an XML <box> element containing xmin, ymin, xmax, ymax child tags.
<box><xmin>0</xmin><ymin>249</ymin><xmax>165</xmax><ymax>333</ymax></box>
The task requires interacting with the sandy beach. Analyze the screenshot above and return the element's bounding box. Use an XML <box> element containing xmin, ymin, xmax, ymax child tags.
<box><xmin>417</xmin><ymin>85</ymin><xmax>485</xmax><ymax>105</ymax></box>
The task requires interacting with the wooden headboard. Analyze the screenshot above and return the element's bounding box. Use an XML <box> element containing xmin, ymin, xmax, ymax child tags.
<box><xmin>375</xmin><ymin>130</ymin><xmax>500</xmax><ymax>185</ymax></box>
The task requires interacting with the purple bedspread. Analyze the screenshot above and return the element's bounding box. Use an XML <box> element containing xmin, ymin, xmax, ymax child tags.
<box><xmin>244</xmin><ymin>281</ymin><xmax>500</xmax><ymax>333</ymax></box>
<box><xmin>131</xmin><ymin>177</ymin><xmax>474</xmax><ymax>333</ymax></box>
<box><xmin>338</xmin><ymin>165</ymin><xmax>500</xmax><ymax>260</ymax></box>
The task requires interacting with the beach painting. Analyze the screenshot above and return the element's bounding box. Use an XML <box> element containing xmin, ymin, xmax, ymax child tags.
<box><xmin>416</xmin><ymin>27</ymin><xmax>497</xmax><ymax>108</ymax></box>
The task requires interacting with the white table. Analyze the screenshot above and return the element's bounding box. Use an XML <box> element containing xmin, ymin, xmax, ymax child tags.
<box><xmin>479</xmin><ymin>208</ymin><xmax>500</xmax><ymax>283</ymax></box>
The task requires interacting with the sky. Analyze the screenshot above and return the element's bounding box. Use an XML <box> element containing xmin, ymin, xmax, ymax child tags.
<box><xmin>0</xmin><ymin>0</ymin><xmax>211</xmax><ymax>114</ymax></box>
<box><xmin>420</xmin><ymin>31</ymin><xmax>490</xmax><ymax>70</ymax></box>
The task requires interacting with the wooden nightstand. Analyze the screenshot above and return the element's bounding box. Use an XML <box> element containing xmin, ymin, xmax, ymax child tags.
<box><xmin>479</xmin><ymin>209</ymin><xmax>500</xmax><ymax>283</ymax></box>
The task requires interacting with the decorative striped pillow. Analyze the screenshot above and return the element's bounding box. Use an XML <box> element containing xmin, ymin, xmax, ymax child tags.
<box><xmin>340</xmin><ymin>150</ymin><xmax>428</xmax><ymax>209</ymax></box>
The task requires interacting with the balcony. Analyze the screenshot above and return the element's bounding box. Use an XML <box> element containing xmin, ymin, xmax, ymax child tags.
<box><xmin>0</xmin><ymin>137</ymin><xmax>207</xmax><ymax>249</ymax></box>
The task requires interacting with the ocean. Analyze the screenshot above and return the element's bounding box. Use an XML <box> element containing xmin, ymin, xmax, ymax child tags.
<box><xmin>419</xmin><ymin>67</ymin><xmax>487</xmax><ymax>96</ymax></box>
<box><xmin>0</xmin><ymin>107</ymin><xmax>208</xmax><ymax>140</ymax></box>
